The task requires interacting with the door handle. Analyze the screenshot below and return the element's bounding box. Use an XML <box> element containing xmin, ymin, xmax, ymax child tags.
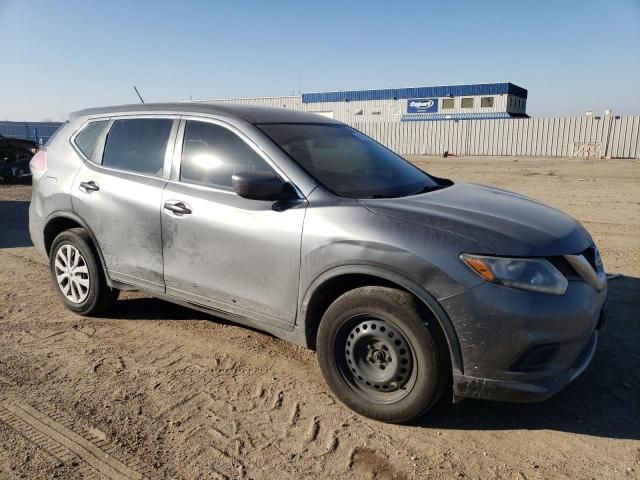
<box><xmin>164</xmin><ymin>200</ymin><xmax>192</xmax><ymax>215</ymax></box>
<box><xmin>79</xmin><ymin>181</ymin><xmax>99</xmax><ymax>192</ymax></box>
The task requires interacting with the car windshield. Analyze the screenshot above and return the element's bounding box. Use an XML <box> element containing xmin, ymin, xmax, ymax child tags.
<box><xmin>257</xmin><ymin>123</ymin><xmax>441</xmax><ymax>199</ymax></box>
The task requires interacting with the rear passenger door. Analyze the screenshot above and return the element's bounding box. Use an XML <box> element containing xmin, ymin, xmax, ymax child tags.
<box><xmin>71</xmin><ymin>116</ymin><xmax>178</xmax><ymax>292</ymax></box>
<box><xmin>161</xmin><ymin>118</ymin><xmax>306</xmax><ymax>328</ymax></box>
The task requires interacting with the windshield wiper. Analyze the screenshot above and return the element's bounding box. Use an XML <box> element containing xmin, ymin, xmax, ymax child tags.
<box><xmin>408</xmin><ymin>184</ymin><xmax>447</xmax><ymax>196</ymax></box>
<box><xmin>364</xmin><ymin>194</ymin><xmax>389</xmax><ymax>199</ymax></box>
<box><xmin>363</xmin><ymin>183</ymin><xmax>447</xmax><ymax>199</ymax></box>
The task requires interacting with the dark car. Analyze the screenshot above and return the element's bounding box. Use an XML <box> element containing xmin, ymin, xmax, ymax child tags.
<box><xmin>0</xmin><ymin>137</ymin><xmax>37</xmax><ymax>184</ymax></box>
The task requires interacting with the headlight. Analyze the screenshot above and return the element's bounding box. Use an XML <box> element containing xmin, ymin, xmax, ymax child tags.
<box><xmin>460</xmin><ymin>254</ymin><xmax>568</xmax><ymax>295</ymax></box>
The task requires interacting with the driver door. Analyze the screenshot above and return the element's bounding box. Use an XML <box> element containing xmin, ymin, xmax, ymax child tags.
<box><xmin>161</xmin><ymin>118</ymin><xmax>306</xmax><ymax>328</ymax></box>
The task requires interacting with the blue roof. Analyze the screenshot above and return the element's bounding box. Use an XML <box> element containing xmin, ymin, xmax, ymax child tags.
<box><xmin>302</xmin><ymin>83</ymin><xmax>527</xmax><ymax>103</ymax></box>
<box><xmin>0</xmin><ymin>121</ymin><xmax>64</xmax><ymax>143</ymax></box>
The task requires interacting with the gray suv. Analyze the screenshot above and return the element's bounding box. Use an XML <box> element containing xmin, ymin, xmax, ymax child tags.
<box><xmin>29</xmin><ymin>103</ymin><xmax>608</xmax><ymax>423</ymax></box>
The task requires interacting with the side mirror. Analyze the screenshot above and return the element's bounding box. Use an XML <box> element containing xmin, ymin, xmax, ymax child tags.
<box><xmin>232</xmin><ymin>171</ymin><xmax>291</xmax><ymax>201</ymax></box>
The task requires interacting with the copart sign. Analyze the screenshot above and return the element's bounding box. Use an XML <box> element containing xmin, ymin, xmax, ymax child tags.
<box><xmin>407</xmin><ymin>98</ymin><xmax>438</xmax><ymax>114</ymax></box>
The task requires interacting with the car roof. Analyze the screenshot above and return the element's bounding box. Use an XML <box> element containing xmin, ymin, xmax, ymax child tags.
<box><xmin>71</xmin><ymin>102</ymin><xmax>342</xmax><ymax>125</ymax></box>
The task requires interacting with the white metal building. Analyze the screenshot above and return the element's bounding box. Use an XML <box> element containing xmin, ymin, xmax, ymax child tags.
<box><xmin>200</xmin><ymin>82</ymin><xmax>528</xmax><ymax>123</ymax></box>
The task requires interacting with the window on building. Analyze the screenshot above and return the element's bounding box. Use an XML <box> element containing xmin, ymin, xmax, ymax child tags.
<box><xmin>74</xmin><ymin>120</ymin><xmax>108</xmax><ymax>159</ymax></box>
<box><xmin>442</xmin><ymin>98</ymin><xmax>455</xmax><ymax>109</ymax></box>
<box><xmin>102</xmin><ymin>119</ymin><xmax>173</xmax><ymax>176</ymax></box>
<box><xmin>353</xmin><ymin>107</ymin><xmax>364</xmax><ymax>116</ymax></box>
<box><xmin>481</xmin><ymin>97</ymin><xmax>495</xmax><ymax>108</ymax></box>
<box><xmin>371</xmin><ymin>107</ymin><xmax>382</xmax><ymax>115</ymax></box>
<box><xmin>180</xmin><ymin>121</ymin><xmax>275</xmax><ymax>189</ymax></box>
<box><xmin>461</xmin><ymin>97</ymin><xmax>474</xmax><ymax>109</ymax></box>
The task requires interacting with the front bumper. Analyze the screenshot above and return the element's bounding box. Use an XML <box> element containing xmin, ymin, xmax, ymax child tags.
<box><xmin>453</xmin><ymin>329</ymin><xmax>598</xmax><ymax>402</ymax></box>
<box><xmin>440</xmin><ymin>280</ymin><xmax>607</xmax><ymax>403</ymax></box>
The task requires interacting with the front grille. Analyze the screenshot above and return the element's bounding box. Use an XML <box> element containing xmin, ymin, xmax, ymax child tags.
<box><xmin>547</xmin><ymin>256</ymin><xmax>580</xmax><ymax>279</ymax></box>
<box><xmin>547</xmin><ymin>245</ymin><xmax>600</xmax><ymax>281</ymax></box>
<box><xmin>580</xmin><ymin>246</ymin><xmax>598</xmax><ymax>271</ymax></box>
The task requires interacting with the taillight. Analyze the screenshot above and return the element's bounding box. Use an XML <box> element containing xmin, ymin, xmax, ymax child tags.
<box><xmin>30</xmin><ymin>150</ymin><xmax>47</xmax><ymax>172</ymax></box>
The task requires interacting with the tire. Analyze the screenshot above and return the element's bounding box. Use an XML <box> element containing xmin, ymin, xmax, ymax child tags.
<box><xmin>49</xmin><ymin>228</ymin><xmax>119</xmax><ymax>315</ymax></box>
<box><xmin>317</xmin><ymin>286</ymin><xmax>449</xmax><ymax>423</ymax></box>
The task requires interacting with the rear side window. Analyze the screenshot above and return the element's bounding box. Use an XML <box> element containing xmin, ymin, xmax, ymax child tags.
<box><xmin>180</xmin><ymin>121</ymin><xmax>274</xmax><ymax>189</ymax></box>
<box><xmin>74</xmin><ymin>120</ymin><xmax>108</xmax><ymax>158</ymax></box>
<box><xmin>102</xmin><ymin>119</ymin><xmax>173</xmax><ymax>176</ymax></box>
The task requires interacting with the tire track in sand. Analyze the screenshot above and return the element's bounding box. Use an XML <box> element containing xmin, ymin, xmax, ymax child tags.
<box><xmin>0</xmin><ymin>402</ymin><xmax>154</xmax><ymax>479</ymax></box>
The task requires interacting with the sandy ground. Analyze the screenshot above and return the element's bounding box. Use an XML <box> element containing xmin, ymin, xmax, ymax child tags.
<box><xmin>0</xmin><ymin>156</ymin><xmax>638</xmax><ymax>480</ymax></box>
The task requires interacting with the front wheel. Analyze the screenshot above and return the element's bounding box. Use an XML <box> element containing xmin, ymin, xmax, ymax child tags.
<box><xmin>317</xmin><ymin>286</ymin><xmax>449</xmax><ymax>423</ymax></box>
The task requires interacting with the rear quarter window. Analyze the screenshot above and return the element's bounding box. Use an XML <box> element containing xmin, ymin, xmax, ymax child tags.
<box><xmin>74</xmin><ymin>120</ymin><xmax>108</xmax><ymax>159</ymax></box>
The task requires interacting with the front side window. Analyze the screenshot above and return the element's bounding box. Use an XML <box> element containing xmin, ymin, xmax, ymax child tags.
<box><xmin>180</xmin><ymin>121</ymin><xmax>275</xmax><ymax>189</ymax></box>
<box><xmin>258</xmin><ymin>123</ymin><xmax>441</xmax><ymax>199</ymax></box>
<box><xmin>461</xmin><ymin>97</ymin><xmax>474</xmax><ymax>109</ymax></box>
<box><xmin>74</xmin><ymin>120</ymin><xmax>108</xmax><ymax>159</ymax></box>
<box><xmin>102</xmin><ymin>119</ymin><xmax>173</xmax><ymax>176</ymax></box>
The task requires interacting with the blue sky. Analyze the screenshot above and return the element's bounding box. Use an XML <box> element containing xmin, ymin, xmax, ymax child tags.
<box><xmin>1</xmin><ymin>0</ymin><xmax>639</xmax><ymax>121</ymax></box>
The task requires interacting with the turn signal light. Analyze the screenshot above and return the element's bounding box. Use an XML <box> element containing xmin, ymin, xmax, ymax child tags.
<box><xmin>460</xmin><ymin>256</ymin><xmax>496</xmax><ymax>281</ymax></box>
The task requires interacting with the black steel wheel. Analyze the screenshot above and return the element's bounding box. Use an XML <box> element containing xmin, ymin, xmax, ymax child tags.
<box><xmin>339</xmin><ymin>314</ymin><xmax>416</xmax><ymax>403</ymax></box>
<box><xmin>317</xmin><ymin>286</ymin><xmax>449</xmax><ymax>423</ymax></box>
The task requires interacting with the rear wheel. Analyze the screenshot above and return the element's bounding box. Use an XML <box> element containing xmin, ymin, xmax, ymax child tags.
<box><xmin>317</xmin><ymin>286</ymin><xmax>448</xmax><ymax>423</ymax></box>
<box><xmin>49</xmin><ymin>229</ymin><xmax>119</xmax><ymax>315</ymax></box>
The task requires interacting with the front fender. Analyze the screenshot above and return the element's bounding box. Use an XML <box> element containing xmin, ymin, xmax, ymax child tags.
<box><xmin>299</xmin><ymin>264</ymin><xmax>465</xmax><ymax>377</ymax></box>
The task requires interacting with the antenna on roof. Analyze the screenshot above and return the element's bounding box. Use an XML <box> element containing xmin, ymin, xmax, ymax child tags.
<box><xmin>133</xmin><ymin>86</ymin><xmax>145</xmax><ymax>104</ymax></box>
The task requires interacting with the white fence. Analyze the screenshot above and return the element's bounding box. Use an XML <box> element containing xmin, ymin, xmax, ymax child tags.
<box><xmin>350</xmin><ymin>116</ymin><xmax>640</xmax><ymax>158</ymax></box>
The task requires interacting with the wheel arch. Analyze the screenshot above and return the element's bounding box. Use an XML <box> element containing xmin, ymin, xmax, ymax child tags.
<box><xmin>43</xmin><ymin>211</ymin><xmax>113</xmax><ymax>287</ymax></box>
<box><xmin>299</xmin><ymin>265</ymin><xmax>464</xmax><ymax>377</ymax></box>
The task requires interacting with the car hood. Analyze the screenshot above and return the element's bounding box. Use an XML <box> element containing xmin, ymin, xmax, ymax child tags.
<box><xmin>359</xmin><ymin>182</ymin><xmax>592</xmax><ymax>257</ymax></box>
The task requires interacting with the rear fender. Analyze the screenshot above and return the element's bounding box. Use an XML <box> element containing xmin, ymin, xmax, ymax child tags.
<box><xmin>44</xmin><ymin>210</ymin><xmax>115</xmax><ymax>288</ymax></box>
